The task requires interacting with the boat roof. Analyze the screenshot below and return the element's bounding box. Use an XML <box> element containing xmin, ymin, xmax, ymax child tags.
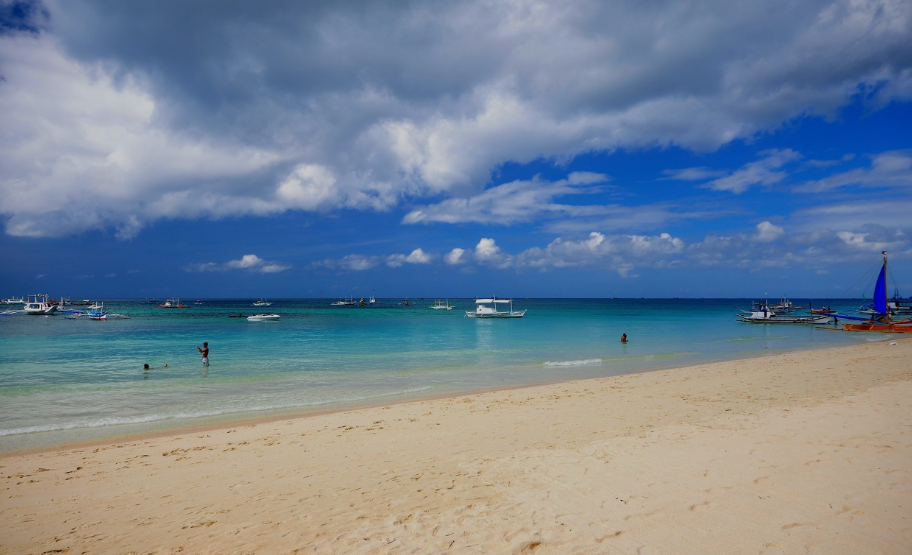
<box><xmin>476</xmin><ymin>298</ymin><xmax>512</xmax><ymax>303</ymax></box>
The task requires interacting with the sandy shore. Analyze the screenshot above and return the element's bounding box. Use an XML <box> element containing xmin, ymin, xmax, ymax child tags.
<box><xmin>2</xmin><ymin>339</ymin><xmax>911</xmax><ymax>554</ymax></box>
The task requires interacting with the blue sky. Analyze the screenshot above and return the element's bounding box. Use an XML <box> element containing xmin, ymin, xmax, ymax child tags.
<box><xmin>1</xmin><ymin>0</ymin><xmax>911</xmax><ymax>299</ymax></box>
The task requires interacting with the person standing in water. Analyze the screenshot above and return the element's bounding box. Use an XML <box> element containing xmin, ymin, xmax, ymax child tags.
<box><xmin>621</xmin><ymin>333</ymin><xmax>628</xmax><ymax>343</ymax></box>
<box><xmin>197</xmin><ymin>342</ymin><xmax>209</xmax><ymax>366</ymax></box>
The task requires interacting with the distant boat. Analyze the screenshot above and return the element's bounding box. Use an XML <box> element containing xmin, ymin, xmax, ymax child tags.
<box><xmin>247</xmin><ymin>313</ymin><xmax>280</xmax><ymax>321</ymax></box>
<box><xmin>86</xmin><ymin>302</ymin><xmax>107</xmax><ymax>320</ymax></box>
<box><xmin>430</xmin><ymin>299</ymin><xmax>453</xmax><ymax>310</ymax></box>
<box><xmin>331</xmin><ymin>297</ymin><xmax>356</xmax><ymax>306</ymax></box>
<box><xmin>253</xmin><ymin>299</ymin><xmax>272</xmax><ymax>307</ymax></box>
<box><xmin>157</xmin><ymin>298</ymin><xmax>187</xmax><ymax>309</ymax></box>
<box><xmin>23</xmin><ymin>294</ymin><xmax>58</xmax><ymax>315</ymax></box>
<box><xmin>465</xmin><ymin>296</ymin><xmax>526</xmax><ymax>318</ymax></box>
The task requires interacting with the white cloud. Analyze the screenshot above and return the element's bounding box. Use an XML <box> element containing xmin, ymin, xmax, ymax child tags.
<box><xmin>2</xmin><ymin>0</ymin><xmax>910</xmax><ymax>238</ymax></box>
<box><xmin>445</xmin><ymin>248</ymin><xmax>466</xmax><ymax>265</ymax></box>
<box><xmin>386</xmin><ymin>248</ymin><xmax>434</xmax><ymax>267</ymax></box>
<box><xmin>755</xmin><ymin>221</ymin><xmax>785</xmax><ymax>242</ymax></box>
<box><xmin>793</xmin><ymin>150</ymin><xmax>912</xmax><ymax>192</ymax></box>
<box><xmin>402</xmin><ymin>173</ymin><xmax>608</xmax><ymax>225</ymax></box>
<box><xmin>186</xmin><ymin>254</ymin><xmax>290</xmax><ymax>273</ymax></box>
<box><xmin>703</xmin><ymin>149</ymin><xmax>802</xmax><ymax>194</ymax></box>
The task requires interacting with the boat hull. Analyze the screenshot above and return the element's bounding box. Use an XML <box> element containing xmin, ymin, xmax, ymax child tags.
<box><xmin>737</xmin><ymin>314</ymin><xmax>831</xmax><ymax>324</ymax></box>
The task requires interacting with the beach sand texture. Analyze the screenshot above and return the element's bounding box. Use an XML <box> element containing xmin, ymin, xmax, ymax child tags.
<box><xmin>2</xmin><ymin>340</ymin><xmax>911</xmax><ymax>554</ymax></box>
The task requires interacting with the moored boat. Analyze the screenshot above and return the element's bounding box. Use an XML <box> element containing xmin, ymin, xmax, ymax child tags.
<box><xmin>247</xmin><ymin>313</ymin><xmax>280</xmax><ymax>321</ymax></box>
<box><xmin>157</xmin><ymin>298</ymin><xmax>187</xmax><ymax>308</ymax></box>
<box><xmin>736</xmin><ymin>308</ymin><xmax>832</xmax><ymax>324</ymax></box>
<box><xmin>465</xmin><ymin>296</ymin><xmax>526</xmax><ymax>318</ymax></box>
<box><xmin>22</xmin><ymin>294</ymin><xmax>58</xmax><ymax>315</ymax></box>
<box><xmin>430</xmin><ymin>299</ymin><xmax>453</xmax><ymax>310</ymax></box>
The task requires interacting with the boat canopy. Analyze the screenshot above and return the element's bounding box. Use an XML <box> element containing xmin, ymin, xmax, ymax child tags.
<box><xmin>475</xmin><ymin>298</ymin><xmax>512</xmax><ymax>304</ymax></box>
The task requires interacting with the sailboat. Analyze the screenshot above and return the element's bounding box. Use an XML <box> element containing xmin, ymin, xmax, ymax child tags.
<box><xmin>840</xmin><ymin>252</ymin><xmax>912</xmax><ymax>332</ymax></box>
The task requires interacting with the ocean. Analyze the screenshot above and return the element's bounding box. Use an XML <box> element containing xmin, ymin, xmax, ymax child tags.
<box><xmin>0</xmin><ymin>297</ymin><xmax>880</xmax><ymax>453</ymax></box>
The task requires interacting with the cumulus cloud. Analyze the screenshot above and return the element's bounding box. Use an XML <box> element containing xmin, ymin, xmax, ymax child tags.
<box><xmin>386</xmin><ymin>248</ymin><xmax>433</xmax><ymax>267</ymax></box>
<box><xmin>444</xmin><ymin>248</ymin><xmax>466</xmax><ymax>265</ymax></box>
<box><xmin>186</xmin><ymin>254</ymin><xmax>290</xmax><ymax>273</ymax></box>
<box><xmin>2</xmin><ymin>0</ymin><xmax>910</xmax><ymax>238</ymax></box>
<box><xmin>755</xmin><ymin>221</ymin><xmax>786</xmax><ymax>242</ymax></box>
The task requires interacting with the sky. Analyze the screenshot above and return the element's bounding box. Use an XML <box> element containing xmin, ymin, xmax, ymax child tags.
<box><xmin>1</xmin><ymin>0</ymin><xmax>911</xmax><ymax>300</ymax></box>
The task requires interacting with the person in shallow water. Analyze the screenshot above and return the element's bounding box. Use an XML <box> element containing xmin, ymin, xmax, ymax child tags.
<box><xmin>621</xmin><ymin>333</ymin><xmax>628</xmax><ymax>343</ymax></box>
<box><xmin>197</xmin><ymin>342</ymin><xmax>209</xmax><ymax>366</ymax></box>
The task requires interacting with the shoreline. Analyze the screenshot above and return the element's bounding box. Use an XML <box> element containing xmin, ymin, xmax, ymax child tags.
<box><xmin>2</xmin><ymin>339</ymin><xmax>910</xmax><ymax>554</ymax></box>
<box><xmin>0</xmin><ymin>336</ymin><xmax>881</xmax><ymax>457</ymax></box>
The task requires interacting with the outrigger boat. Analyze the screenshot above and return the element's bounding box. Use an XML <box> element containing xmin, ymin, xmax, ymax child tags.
<box><xmin>831</xmin><ymin>252</ymin><xmax>911</xmax><ymax>332</ymax></box>
<box><xmin>465</xmin><ymin>296</ymin><xmax>526</xmax><ymax>319</ymax></box>
<box><xmin>737</xmin><ymin>307</ymin><xmax>832</xmax><ymax>324</ymax></box>
<box><xmin>23</xmin><ymin>294</ymin><xmax>58</xmax><ymax>315</ymax></box>
<box><xmin>430</xmin><ymin>299</ymin><xmax>454</xmax><ymax>310</ymax></box>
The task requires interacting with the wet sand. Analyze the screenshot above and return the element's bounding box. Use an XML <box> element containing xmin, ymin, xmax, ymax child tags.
<box><xmin>2</xmin><ymin>339</ymin><xmax>911</xmax><ymax>554</ymax></box>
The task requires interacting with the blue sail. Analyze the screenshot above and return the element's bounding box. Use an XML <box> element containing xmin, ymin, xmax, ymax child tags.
<box><xmin>873</xmin><ymin>263</ymin><xmax>887</xmax><ymax>315</ymax></box>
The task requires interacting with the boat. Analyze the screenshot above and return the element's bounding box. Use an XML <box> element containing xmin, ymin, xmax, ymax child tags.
<box><xmin>736</xmin><ymin>308</ymin><xmax>832</xmax><ymax>324</ymax></box>
<box><xmin>157</xmin><ymin>298</ymin><xmax>187</xmax><ymax>308</ymax></box>
<box><xmin>247</xmin><ymin>313</ymin><xmax>280</xmax><ymax>321</ymax></box>
<box><xmin>331</xmin><ymin>297</ymin><xmax>356</xmax><ymax>306</ymax></box>
<box><xmin>253</xmin><ymin>299</ymin><xmax>272</xmax><ymax>307</ymax></box>
<box><xmin>465</xmin><ymin>296</ymin><xmax>527</xmax><ymax>318</ymax></box>
<box><xmin>85</xmin><ymin>302</ymin><xmax>107</xmax><ymax>320</ymax></box>
<box><xmin>836</xmin><ymin>252</ymin><xmax>906</xmax><ymax>332</ymax></box>
<box><xmin>22</xmin><ymin>294</ymin><xmax>58</xmax><ymax>315</ymax></box>
<box><xmin>430</xmin><ymin>299</ymin><xmax>454</xmax><ymax>310</ymax></box>
<box><xmin>769</xmin><ymin>298</ymin><xmax>794</xmax><ymax>313</ymax></box>
<box><xmin>3</xmin><ymin>296</ymin><xmax>25</xmax><ymax>304</ymax></box>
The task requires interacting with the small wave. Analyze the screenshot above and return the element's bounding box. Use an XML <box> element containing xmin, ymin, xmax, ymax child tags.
<box><xmin>0</xmin><ymin>386</ymin><xmax>436</xmax><ymax>438</ymax></box>
<box><xmin>544</xmin><ymin>358</ymin><xmax>602</xmax><ymax>367</ymax></box>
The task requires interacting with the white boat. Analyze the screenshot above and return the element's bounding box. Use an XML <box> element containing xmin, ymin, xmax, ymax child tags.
<box><xmin>465</xmin><ymin>296</ymin><xmax>526</xmax><ymax>318</ymax></box>
<box><xmin>157</xmin><ymin>298</ymin><xmax>187</xmax><ymax>308</ymax></box>
<box><xmin>737</xmin><ymin>306</ymin><xmax>831</xmax><ymax>324</ymax></box>
<box><xmin>331</xmin><ymin>297</ymin><xmax>356</xmax><ymax>306</ymax></box>
<box><xmin>23</xmin><ymin>294</ymin><xmax>58</xmax><ymax>315</ymax></box>
<box><xmin>430</xmin><ymin>299</ymin><xmax>453</xmax><ymax>310</ymax></box>
<box><xmin>253</xmin><ymin>299</ymin><xmax>272</xmax><ymax>307</ymax></box>
<box><xmin>3</xmin><ymin>296</ymin><xmax>25</xmax><ymax>304</ymax></box>
<box><xmin>247</xmin><ymin>313</ymin><xmax>280</xmax><ymax>321</ymax></box>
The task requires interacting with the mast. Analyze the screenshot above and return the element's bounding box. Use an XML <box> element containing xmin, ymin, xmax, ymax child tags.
<box><xmin>883</xmin><ymin>251</ymin><xmax>889</xmax><ymax>321</ymax></box>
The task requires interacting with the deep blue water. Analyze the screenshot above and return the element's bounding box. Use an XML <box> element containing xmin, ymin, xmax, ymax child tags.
<box><xmin>0</xmin><ymin>298</ymin><xmax>881</xmax><ymax>452</ymax></box>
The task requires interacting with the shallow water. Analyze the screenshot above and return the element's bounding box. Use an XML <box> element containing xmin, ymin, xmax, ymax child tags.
<box><xmin>0</xmin><ymin>298</ymin><xmax>878</xmax><ymax>452</ymax></box>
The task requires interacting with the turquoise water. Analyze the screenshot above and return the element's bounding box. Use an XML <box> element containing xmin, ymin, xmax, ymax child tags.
<box><xmin>0</xmin><ymin>298</ymin><xmax>880</xmax><ymax>452</ymax></box>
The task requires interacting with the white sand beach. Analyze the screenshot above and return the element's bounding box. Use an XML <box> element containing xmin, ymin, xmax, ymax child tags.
<box><xmin>2</xmin><ymin>339</ymin><xmax>911</xmax><ymax>554</ymax></box>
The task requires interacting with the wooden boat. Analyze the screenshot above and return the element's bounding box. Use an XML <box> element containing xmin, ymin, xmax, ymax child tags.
<box><xmin>837</xmin><ymin>253</ymin><xmax>906</xmax><ymax>332</ymax></box>
<box><xmin>737</xmin><ymin>309</ymin><xmax>831</xmax><ymax>324</ymax></box>
<box><xmin>465</xmin><ymin>296</ymin><xmax>526</xmax><ymax>318</ymax></box>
